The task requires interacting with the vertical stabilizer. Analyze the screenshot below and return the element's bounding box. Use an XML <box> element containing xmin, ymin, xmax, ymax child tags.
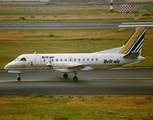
<box><xmin>119</xmin><ymin>27</ymin><xmax>146</xmax><ymax>56</ymax></box>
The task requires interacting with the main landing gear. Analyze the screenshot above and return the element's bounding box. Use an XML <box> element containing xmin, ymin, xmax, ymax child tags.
<box><xmin>73</xmin><ymin>76</ymin><xmax>78</xmax><ymax>81</ymax></box>
<box><xmin>63</xmin><ymin>72</ymin><xmax>78</xmax><ymax>82</ymax></box>
<box><xmin>63</xmin><ymin>73</ymin><xmax>68</xmax><ymax>79</ymax></box>
<box><xmin>73</xmin><ymin>72</ymin><xmax>78</xmax><ymax>81</ymax></box>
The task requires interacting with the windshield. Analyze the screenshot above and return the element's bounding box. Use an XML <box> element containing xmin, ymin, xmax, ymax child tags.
<box><xmin>20</xmin><ymin>57</ymin><xmax>26</xmax><ymax>61</ymax></box>
<box><xmin>14</xmin><ymin>57</ymin><xmax>26</xmax><ymax>61</ymax></box>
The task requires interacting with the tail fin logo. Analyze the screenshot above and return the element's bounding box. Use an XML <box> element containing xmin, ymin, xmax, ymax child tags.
<box><xmin>119</xmin><ymin>27</ymin><xmax>146</xmax><ymax>55</ymax></box>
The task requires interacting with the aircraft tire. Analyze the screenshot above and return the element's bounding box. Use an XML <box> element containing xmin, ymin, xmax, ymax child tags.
<box><xmin>73</xmin><ymin>76</ymin><xmax>78</xmax><ymax>81</ymax></box>
<box><xmin>17</xmin><ymin>76</ymin><xmax>21</xmax><ymax>81</ymax></box>
<box><xmin>63</xmin><ymin>73</ymin><xmax>68</xmax><ymax>78</ymax></box>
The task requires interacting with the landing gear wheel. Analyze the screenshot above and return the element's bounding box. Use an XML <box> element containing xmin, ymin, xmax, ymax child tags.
<box><xmin>63</xmin><ymin>73</ymin><xmax>68</xmax><ymax>78</ymax></box>
<box><xmin>17</xmin><ymin>73</ymin><xmax>21</xmax><ymax>81</ymax></box>
<box><xmin>73</xmin><ymin>76</ymin><xmax>78</xmax><ymax>82</ymax></box>
<box><xmin>17</xmin><ymin>76</ymin><xmax>21</xmax><ymax>81</ymax></box>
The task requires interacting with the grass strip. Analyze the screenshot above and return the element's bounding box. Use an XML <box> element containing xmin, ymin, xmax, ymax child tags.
<box><xmin>0</xmin><ymin>96</ymin><xmax>153</xmax><ymax>120</ymax></box>
<box><xmin>0</xmin><ymin>4</ymin><xmax>153</xmax><ymax>22</ymax></box>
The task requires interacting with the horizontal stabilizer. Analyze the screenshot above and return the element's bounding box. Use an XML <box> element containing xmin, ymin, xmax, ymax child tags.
<box><xmin>123</xmin><ymin>61</ymin><xmax>140</xmax><ymax>66</ymax></box>
<box><xmin>123</xmin><ymin>52</ymin><xmax>139</xmax><ymax>59</ymax></box>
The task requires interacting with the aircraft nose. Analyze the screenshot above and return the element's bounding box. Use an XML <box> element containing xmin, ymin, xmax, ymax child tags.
<box><xmin>4</xmin><ymin>64</ymin><xmax>9</xmax><ymax>70</ymax></box>
<box><xmin>4</xmin><ymin>62</ymin><xmax>12</xmax><ymax>70</ymax></box>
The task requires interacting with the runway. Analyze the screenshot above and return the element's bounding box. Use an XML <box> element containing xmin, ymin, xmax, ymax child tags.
<box><xmin>0</xmin><ymin>22</ymin><xmax>153</xmax><ymax>30</ymax></box>
<box><xmin>0</xmin><ymin>22</ymin><xmax>120</xmax><ymax>30</ymax></box>
<box><xmin>0</xmin><ymin>68</ymin><xmax>153</xmax><ymax>96</ymax></box>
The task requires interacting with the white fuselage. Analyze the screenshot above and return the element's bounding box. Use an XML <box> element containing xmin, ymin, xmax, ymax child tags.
<box><xmin>4</xmin><ymin>53</ymin><xmax>144</xmax><ymax>73</ymax></box>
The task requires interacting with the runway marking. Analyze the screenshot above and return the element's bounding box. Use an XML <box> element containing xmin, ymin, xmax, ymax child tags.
<box><xmin>122</xmin><ymin>22</ymin><xmax>153</xmax><ymax>24</ymax></box>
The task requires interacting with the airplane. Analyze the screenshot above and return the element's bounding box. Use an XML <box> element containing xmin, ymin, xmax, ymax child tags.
<box><xmin>4</xmin><ymin>27</ymin><xmax>147</xmax><ymax>81</ymax></box>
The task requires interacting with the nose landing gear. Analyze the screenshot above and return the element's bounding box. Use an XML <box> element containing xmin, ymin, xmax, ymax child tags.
<box><xmin>7</xmin><ymin>71</ymin><xmax>22</xmax><ymax>81</ymax></box>
<box><xmin>17</xmin><ymin>73</ymin><xmax>21</xmax><ymax>81</ymax></box>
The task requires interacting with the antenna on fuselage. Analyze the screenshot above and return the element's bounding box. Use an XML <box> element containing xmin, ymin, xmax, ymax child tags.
<box><xmin>33</xmin><ymin>52</ymin><xmax>36</xmax><ymax>54</ymax></box>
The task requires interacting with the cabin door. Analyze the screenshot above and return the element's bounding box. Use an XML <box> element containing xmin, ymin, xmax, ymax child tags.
<box><xmin>35</xmin><ymin>55</ymin><xmax>41</xmax><ymax>67</ymax></box>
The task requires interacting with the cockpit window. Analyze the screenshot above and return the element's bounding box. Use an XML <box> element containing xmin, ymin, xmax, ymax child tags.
<box><xmin>14</xmin><ymin>57</ymin><xmax>27</xmax><ymax>61</ymax></box>
<box><xmin>20</xmin><ymin>58</ymin><xmax>26</xmax><ymax>61</ymax></box>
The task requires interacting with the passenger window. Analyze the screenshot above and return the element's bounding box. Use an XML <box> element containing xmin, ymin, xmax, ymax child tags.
<box><xmin>83</xmin><ymin>58</ymin><xmax>85</xmax><ymax>61</ymax></box>
<box><xmin>78</xmin><ymin>58</ymin><xmax>81</xmax><ymax>61</ymax></box>
<box><xmin>69</xmin><ymin>58</ymin><xmax>72</xmax><ymax>62</ymax></box>
<box><xmin>65</xmin><ymin>59</ymin><xmax>67</xmax><ymax>62</ymax></box>
<box><xmin>91</xmin><ymin>58</ymin><xmax>94</xmax><ymax>61</ymax></box>
<box><xmin>74</xmin><ymin>58</ymin><xmax>76</xmax><ymax>61</ymax></box>
<box><xmin>20</xmin><ymin>58</ymin><xmax>26</xmax><ymax>61</ymax></box>
<box><xmin>96</xmin><ymin>58</ymin><xmax>98</xmax><ymax>61</ymax></box>
<box><xmin>56</xmin><ymin>59</ymin><xmax>58</xmax><ymax>62</ymax></box>
<box><xmin>60</xmin><ymin>58</ymin><xmax>63</xmax><ymax>62</ymax></box>
<box><xmin>87</xmin><ymin>58</ymin><xmax>89</xmax><ymax>61</ymax></box>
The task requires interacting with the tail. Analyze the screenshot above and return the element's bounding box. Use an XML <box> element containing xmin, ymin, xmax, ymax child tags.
<box><xmin>119</xmin><ymin>27</ymin><xmax>147</xmax><ymax>59</ymax></box>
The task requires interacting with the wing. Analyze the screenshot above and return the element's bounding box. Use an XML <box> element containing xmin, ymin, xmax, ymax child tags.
<box><xmin>65</xmin><ymin>62</ymin><xmax>93</xmax><ymax>71</ymax></box>
<box><xmin>47</xmin><ymin>62</ymin><xmax>93</xmax><ymax>72</ymax></box>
